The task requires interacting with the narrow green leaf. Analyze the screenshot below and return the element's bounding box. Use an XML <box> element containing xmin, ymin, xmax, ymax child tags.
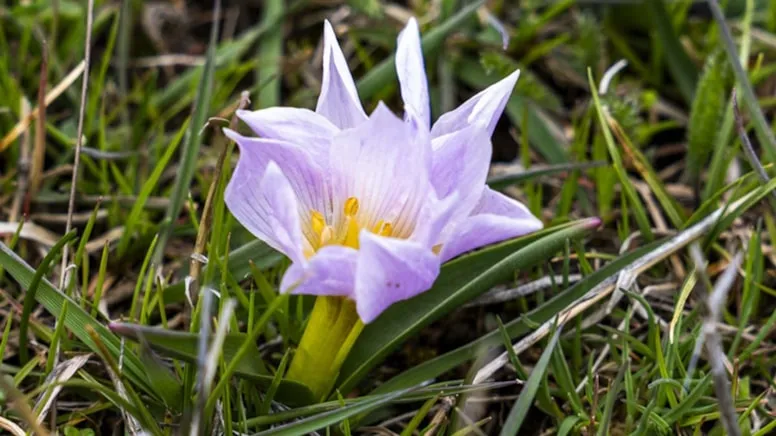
<box><xmin>588</xmin><ymin>69</ymin><xmax>653</xmax><ymax>240</ymax></box>
<box><xmin>241</xmin><ymin>381</ymin><xmax>511</xmax><ymax>429</ymax></box>
<box><xmin>371</xmin><ymin>236</ymin><xmax>665</xmax><ymax>395</ymax></box>
<box><xmin>356</xmin><ymin>0</ymin><xmax>484</xmax><ymax>101</ymax></box>
<box><xmin>499</xmin><ymin>324</ymin><xmax>563</xmax><ymax>435</ymax></box>
<box><xmin>153</xmin><ymin>1</ymin><xmax>221</xmax><ymax>264</ymax></box>
<box><xmin>686</xmin><ymin>50</ymin><xmax>727</xmax><ymax>179</ymax></box>
<box><xmin>110</xmin><ymin>322</ymin><xmax>313</xmax><ymax>405</ymax></box>
<box><xmin>256</xmin><ymin>386</ymin><xmax>416</xmax><ymax>436</ymax></box>
<box><xmin>646</xmin><ymin>0</ymin><xmax>697</xmax><ymax>103</ymax></box>
<box><xmin>400</xmin><ymin>395</ymin><xmax>438</xmax><ymax>436</ymax></box>
<box><xmin>0</xmin><ymin>241</ymin><xmax>173</xmax><ymax>402</ymax></box>
<box><xmin>708</xmin><ymin>0</ymin><xmax>776</xmax><ymax>162</ymax></box>
<box><xmin>19</xmin><ymin>231</ymin><xmax>77</xmax><ymax>363</ymax></box>
<box><xmin>256</xmin><ymin>0</ymin><xmax>284</xmax><ymax>108</ymax></box>
<box><xmin>487</xmin><ymin>161</ymin><xmax>606</xmax><ymax>191</ymax></box>
<box><xmin>117</xmin><ymin>119</ymin><xmax>188</xmax><ymax>257</ymax></box>
<box><xmin>339</xmin><ymin>218</ymin><xmax>599</xmax><ymax>393</ymax></box>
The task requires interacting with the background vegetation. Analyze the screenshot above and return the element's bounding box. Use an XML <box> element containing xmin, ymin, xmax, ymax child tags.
<box><xmin>1</xmin><ymin>0</ymin><xmax>776</xmax><ymax>434</ymax></box>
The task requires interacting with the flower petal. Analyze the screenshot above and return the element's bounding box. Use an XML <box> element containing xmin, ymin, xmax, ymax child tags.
<box><xmin>329</xmin><ymin>103</ymin><xmax>431</xmax><ymax>238</ymax></box>
<box><xmin>396</xmin><ymin>17</ymin><xmax>430</xmax><ymax>128</ymax></box>
<box><xmin>280</xmin><ymin>245</ymin><xmax>358</xmax><ymax>297</ymax></box>
<box><xmin>439</xmin><ymin>187</ymin><xmax>543</xmax><ymax>262</ymax></box>
<box><xmin>236</xmin><ymin>107</ymin><xmax>337</xmax><ymax>162</ymax></box>
<box><xmin>355</xmin><ymin>232</ymin><xmax>440</xmax><ymax>323</ymax></box>
<box><xmin>316</xmin><ymin>21</ymin><xmax>367</xmax><ymax>129</ymax></box>
<box><xmin>410</xmin><ymin>190</ymin><xmax>460</xmax><ymax>250</ymax></box>
<box><xmin>225</xmin><ymin>160</ymin><xmax>305</xmax><ymax>263</ymax></box>
<box><xmin>224</xmin><ymin>128</ymin><xmax>332</xmax><ymax>246</ymax></box>
<box><xmin>430</xmin><ymin>70</ymin><xmax>520</xmax><ymax>138</ymax></box>
<box><xmin>430</xmin><ymin>123</ymin><xmax>491</xmax><ymax>208</ymax></box>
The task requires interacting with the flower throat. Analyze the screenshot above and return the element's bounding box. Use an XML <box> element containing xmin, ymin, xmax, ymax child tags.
<box><xmin>307</xmin><ymin>197</ymin><xmax>393</xmax><ymax>253</ymax></box>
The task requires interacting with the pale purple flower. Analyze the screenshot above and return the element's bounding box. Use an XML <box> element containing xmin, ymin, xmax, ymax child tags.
<box><xmin>224</xmin><ymin>18</ymin><xmax>543</xmax><ymax>323</ymax></box>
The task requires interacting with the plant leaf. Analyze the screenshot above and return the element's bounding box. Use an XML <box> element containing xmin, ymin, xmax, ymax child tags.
<box><xmin>686</xmin><ymin>50</ymin><xmax>727</xmax><ymax>179</ymax></box>
<box><xmin>109</xmin><ymin>323</ymin><xmax>314</xmax><ymax>405</ymax></box>
<box><xmin>371</xmin><ymin>236</ymin><xmax>665</xmax><ymax>394</ymax></box>
<box><xmin>356</xmin><ymin>0</ymin><xmax>484</xmax><ymax>101</ymax></box>
<box><xmin>499</xmin><ymin>323</ymin><xmax>563</xmax><ymax>435</ymax></box>
<box><xmin>0</xmin><ymin>241</ymin><xmax>179</xmax><ymax>404</ymax></box>
<box><xmin>646</xmin><ymin>0</ymin><xmax>697</xmax><ymax>103</ymax></box>
<box><xmin>255</xmin><ymin>385</ymin><xmax>417</xmax><ymax>435</ymax></box>
<box><xmin>337</xmin><ymin>218</ymin><xmax>600</xmax><ymax>393</ymax></box>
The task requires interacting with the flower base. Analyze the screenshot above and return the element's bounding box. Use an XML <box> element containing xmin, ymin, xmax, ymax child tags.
<box><xmin>286</xmin><ymin>295</ymin><xmax>363</xmax><ymax>401</ymax></box>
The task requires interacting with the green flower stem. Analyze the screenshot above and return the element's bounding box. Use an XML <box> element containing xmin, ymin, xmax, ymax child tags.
<box><xmin>287</xmin><ymin>296</ymin><xmax>363</xmax><ymax>401</ymax></box>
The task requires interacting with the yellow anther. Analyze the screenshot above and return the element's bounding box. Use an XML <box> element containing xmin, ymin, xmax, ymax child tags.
<box><xmin>311</xmin><ymin>211</ymin><xmax>325</xmax><ymax>236</ymax></box>
<box><xmin>373</xmin><ymin>221</ymin><xmax>393</xmax><ymax>237</ymax></box>
<box><xmin>379</xmin><ymin>222</ymin><xmax>393</xmax><ymax>237</ymax></box>
<box><xmin>344</xmin><ymin>197</ymin><xmax>360</xmax><ymax>217</ymax></box>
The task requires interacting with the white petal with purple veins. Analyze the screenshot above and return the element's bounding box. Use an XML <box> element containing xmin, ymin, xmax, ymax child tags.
<box><xmin>431</xmin><ymin>70</ymin><xmax>519</xmax><ymax>138</ymax></box>
<box><xmin>440</xmin><ymin>187</ymin><xmax>543</xmax><ymax>262</ymax></box>
<box><xmin>281</xmin><ymin>245</ymin><xmax>358</xmax><ymax>297</ymax></box>
<box><xmin>430</xmin><ymin>123</ymin><xmax>491</xmax><ymax>209</ymax></box>
<box><xmin>329</xmin><ymin>103</ymin><xmax>431</xmax><ymax>237</ymax></box>
<box><xmin>225</xmin><ymin>161</ymin><xmax>305</xmax><ymax>263</ymax></box>
<box><xmin>316</xmin><ymin>21</ymin><xmax>367</xmax><ymax>129</ymax></box>
<box><xmin>236</xmin><ymin>107</ymin><xmax>337</xmax><ymax>162</ymax></box>
<box><xmin>224</xmin><ymin>129</ymin><xmax>332</xmax><ymax>245</ymax></box>
<box><xmin>396</xmin><ymin>17</ymin><xmax>430</xmax><ymax>128</ymax></box>
<box><xmin>354</xmin><ymin>232</ymin><xmax>440</xmax><ymax>323</ymax></box>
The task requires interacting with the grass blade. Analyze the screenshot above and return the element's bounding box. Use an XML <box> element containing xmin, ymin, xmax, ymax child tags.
<box><xmin>356</xmin><ymin>0</ymin><xmax>484</xmax><ymax>101</ymax></box>
<box><xmin>707</xmin><ymin>0</ymin><xmax>776</xmax><ymax>161</ymax></box>
<box><xmin>499</xmin><ymin>324</ymin><xmax>562</xmax><ymax>435</ymax></box>
<box><xmin>153</xmin><ymin>0</ymin><xmax>221</xmax><ymax>264</ymax></box>
<box><xmin>646</xmin><ymin>0</ymin><xmax>697</xmax><ymax>103</ymax></box>
<box><xmin>0</xmin><ymin>241</ymin><xmax>178</xmax><ymax>404</ymax></box>
<box><xmin>339</xmin><ymin>218</ymin><xmax>599</xmax><ymax>393</ymax></box>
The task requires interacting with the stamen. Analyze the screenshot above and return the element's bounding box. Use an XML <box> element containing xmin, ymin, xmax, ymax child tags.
<box><xmin>343</xmin><ymin>217</ymin><xmax>360</xmax><ymax>249</ymax></box>
<box><xmin>311</xmin><ymin>210</ymin><xmax>325</xmax><ymax>236</ymax></box>
<box><xmin>344</xmin><ymin>197</ymin><xmax>360</xmax><ymax>216</ymax></box>
<box><xmin>320</xmin><ymin>226</ymin><xmax>334</xmax><ymax>246</ymax></box>
<box><xmin>379</xmin><ymin>222</ymin><xmax>393</xmax><ymax>237</ymax></box>
<box><xmin>373</xmin><ymin>220</ymin><xmax>393</xmax><ymax>237</ymax></box>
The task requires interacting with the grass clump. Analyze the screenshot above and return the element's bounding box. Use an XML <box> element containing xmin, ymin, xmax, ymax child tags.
<box><xmin>1</xmin><ymin>1</ymin><xmax>776</xmax><ymax>434</ymax></box>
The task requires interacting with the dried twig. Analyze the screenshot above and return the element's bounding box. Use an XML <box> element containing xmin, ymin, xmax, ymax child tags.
<box><xmin>8</xmin><ymin>99</ymin><xmax>31</xmax><ymax>229</ymax></box>
<box><xmin>33</xmin><ymin>354</ymin><xmax>91</xmax><ymax>425</ymax></box>
<box><xmin>465</xmin><ymin>274</ymin><xmax>583</xmax><ymax>308</ymax></box>
<box><xmin>732</xmin><ymin>89</ymin><xmax>776</xmax><ymax>205</ymax></box>
<box><xmin>29</xmin><ymin>41</ymin><xmax>48</xmax><ymax>197</ymax></box>
<box><xmin>50</xmin><ymin>1</ymin><xmax>94</xmax><ymax>427</ymax></box>
<box><xmin>189</xmin><ymin>90</ymin><xmax>250</xmax><ymax>282</ymax></box>
<box><xmin>473</xmin><ymin>190</ymin><xmax>757</xmax><ymax>384</ymax></box>
<box><xmin>0</xmin><ymin>374</ymin><xmax>50</xmax><ymax>436</ymax></box>
<box><xmin>58</xmin><ymin>0</ymin><xmax>94</xmax><ymax>291</ymax></box>
<box><xmin>688</xmin><ymin>248</ymin><xmax>742</xmax><ymax>436</ymax></box>
<box><xmin>0</xmin><ymin>417</ymin><xmax>25</xmax><ymax>436</ymax></box>
<box><xmin>426</xmin><ymin>396</ymin><xmax>455</xmax><ymax>436</ymax></box>
<box><xmin>0</xmin><ymin>61</ymin><xmax>85</xmax><ymax>152</ymax></box>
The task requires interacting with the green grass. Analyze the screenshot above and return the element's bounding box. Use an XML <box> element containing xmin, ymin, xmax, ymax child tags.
<box><xmin>2</xmin><ymin>0</ymin><xmax>776</xmax><ymax>434</ymax></box>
